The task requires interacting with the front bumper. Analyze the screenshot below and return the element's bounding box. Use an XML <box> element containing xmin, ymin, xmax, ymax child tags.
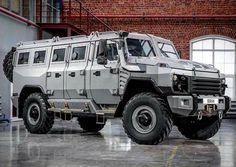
<box><xmin>167</xmin><ymin>95</ymin><xmax>231</xmax><ymax>116</ymax></box>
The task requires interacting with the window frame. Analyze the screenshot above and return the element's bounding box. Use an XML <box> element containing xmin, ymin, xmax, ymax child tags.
<box><xmin>190</xmin><ymin>35</ymin><xmax>236</xmax><ymax>100</ymax></box>
<box><xmin>32</xmin><ymin>50</ymin><xmax>47</xmax><ymax>65</ymax></box>
<box><xmin>94</xmin><ymin>40</ymin><xmax>119</xmax><ymax>63</ymax></box>
<box><xmin>17</xmin><ymin>51</ymin><xmax>30</xmax><ymax>66</ymax></box>
<box><xmin>69</xmin><ymin>44</ymin><xmax>88</xmax><ymax>63</ymax></box>
<box><xmin>126</xmin><ymin>38</ymin><xmax>156</xmax><ymax>58</ymax></box>
<box><xmin>51</xmin><ymin>47</ymin><xmax>67</xmax><ymax>64</ymax></box>
<box><xmin>190</xmin><ymin>35</ymin><xmax>236</xmax><ymax>77</ymax></box>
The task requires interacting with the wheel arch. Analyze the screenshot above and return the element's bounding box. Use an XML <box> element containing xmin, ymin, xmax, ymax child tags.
<box><xmin>114</xmin><ymin>78</ymin><xmax>164</xmax><ymax>117</ymax></box>
<box><xmin>18</xmin><ymin>85</ymin><xmax>46</xmax><ymax>118</ymax></box>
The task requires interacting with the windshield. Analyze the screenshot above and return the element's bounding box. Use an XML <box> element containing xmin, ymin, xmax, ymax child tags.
<box><xmin>157</xmin><ymin>42</ymin><xmax>179</xmax><ymax>59</ymax></box>
<box><xmin>126</xmin><ymin>38</ymin><xmax>156</xmax><ymax>57</ymax></box>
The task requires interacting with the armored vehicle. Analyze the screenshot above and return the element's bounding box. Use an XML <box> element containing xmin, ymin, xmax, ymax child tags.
<box><xmin>3</xmin><ymin>31</ymin><xmax>230</xmax><ymax>145</ymax></box>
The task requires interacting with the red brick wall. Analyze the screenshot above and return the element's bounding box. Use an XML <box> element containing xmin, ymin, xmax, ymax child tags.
<box><xmin>70</xmin><ymin>0</ymin><xmax>236</xmax><ymax>59</ymax></box>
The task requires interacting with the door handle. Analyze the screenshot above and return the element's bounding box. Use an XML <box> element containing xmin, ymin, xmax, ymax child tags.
<box><xmin>69</xmin><ymin>72</ymin><xmax>76</xmax><ymax>77</ymax></box>
<box><xmin>55</xmin><ymin>73</ymin><xmax>61</xmax><ymax>78</ymax></box>
<box><xmin>93</xmin><ymin>71</ymin><xmax>101</xmax><ymax>76</ymax></box>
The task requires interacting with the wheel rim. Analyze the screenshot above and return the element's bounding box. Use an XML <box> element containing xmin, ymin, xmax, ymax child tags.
<box><xmin>27</xmin><ymin>103</ymin><xmax>41</xmax><ymax>126</ymax></box>
<box><xmin>132</xmin><ymin>105</ymin><xmax>157</xmax><ymax>134</ymax></box>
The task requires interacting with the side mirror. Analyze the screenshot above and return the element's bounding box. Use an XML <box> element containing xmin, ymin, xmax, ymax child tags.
<box><xmin>177</xmin><ymin>49</ymin><xmax>182</xmax><ymax>59</ymax></box>
<box><xmin>97</xmin><ymin>39</ymin><xmax>108</xmax><ymax>65</ymax></box>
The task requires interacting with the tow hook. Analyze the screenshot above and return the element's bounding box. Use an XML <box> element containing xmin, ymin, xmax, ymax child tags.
<box><xmin>218</xmin><ymin>111</ymin><xmax>223</xmax><ymax>120</ymax></box>
<box><xmin>197</xmin><ymin>111</ymin><xmax>203</xmax><ymax>120</ymax></box>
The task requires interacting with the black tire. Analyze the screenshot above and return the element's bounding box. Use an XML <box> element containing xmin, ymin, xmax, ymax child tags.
<box><xmin>174</xmin><ymin>116</ymin><xmax>221</xmax><ymax>140</ymax></box>
<box><xmin>23</xmin><ymin>93</ymin><xmax>54</xmax><ymax>134</ymax></box>
<box><xmin>78</xmin><ymin>114</ymin><xmax>106</xmax><ymax>132</ymax></box>
<box><xmin>122</xmin><ymin>93</ymin><xmax>173</xmax><ymax>145</ymax></box>
<box><xmin>3</xmin><ymin>47</ymin><xmax>16</xmax><ymax>83</ymax></box>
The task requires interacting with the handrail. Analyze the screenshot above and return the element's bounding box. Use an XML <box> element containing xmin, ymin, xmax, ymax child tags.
<box><xmin>36</xmin><ymin>0</ymin><xmax>113</xmax><ymax>34</ymax></box>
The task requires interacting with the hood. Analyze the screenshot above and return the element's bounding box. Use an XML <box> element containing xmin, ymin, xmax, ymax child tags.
<box><xmin>128</xmin><ymin>56</ymin><xmax>219</xmax><ymax>73</ymax></box>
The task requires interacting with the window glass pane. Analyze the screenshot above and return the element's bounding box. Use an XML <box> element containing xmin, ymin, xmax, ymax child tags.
<box><xmin>11</xmin><ymin>1</ymin><xmax>20</xmax><ymax>13</ymax></box>
<box><xmin>127</xmin><ymin>38</ymin><xmax>156</xmax><ymax>57</ymax></box>
<box><xmin>214</xmin><ymin>64</ymin><xmax>225</xmax><ymax>73</ymax></box>
<box><xmin>158</xmin><ymin>42</ymin><xmax>178</xmax><ymax>59</ymax></box>
<box><xmin>18</xmin><ymin>52</ymin><xmax>29</xmax><ymax>65</ymax></box>
<box><xmin>34</xmin><ymin>51</ymin><xmax>46</xmax><ymax>63</ymax></box>
<box><xmin>225</xmin><ymin>88</ymin><xmax>234</xmax><ymax>98</ymax></box>
<box><xmin>214</xmin><ymin>51</ymin><xmax>224</xmax><ymax>64</ymax></box>
<box><xmin>192</xmin><ymin>41</ymin><xmax>202</xmax><ymax>50</ymax></box>
<box><xmin>225</xmin><ymin>51</ymin><xmax>235</xmax><ymax>64</ymax></box>
<box><xmin>0</xmin><ymin>0</ymin><xmax>9</xmax><ymax>8</ymax></box>
<box><xmin>225</xmin><ymin>40</ymin><xmax>235</xmax><ymax>50</ymax></box>
<box><xmin>226</xmin><ymin>78</ymin><xmax>233</xmax><ymax>88</ymax></box>
<box><xmin>72</xmin><ymin>46</ymin><xmax>86</xmax><ymax>61</ymax></box>
<box><xmin>96</xmin><ymin>43</ymin><xmax>118</xmax><ymax>61</ymax></box>
<box><xmin>192</xmin><ymin>51</ymin><xmax>203</xmax><ymax>63</ymax></box>
<box><xmin>52</xmin><ymin>49</ymin><xmax>65</xmax><ymax>62</ymax></box>
<box><xmin>225</xmin><ymin>64</ymin><xmax>235</xmax><ymax>75</ymax></box>
<box><xmin>203</xmin><ymin>39</ymin><xmax>213</xmax><ymax>50</ymax></box>
<box><xmin>215</xmin><ymin>39</ymin><xmax>225</xmax><ymax>50</ymax></box>
<box><xmin>202</xmin><ymin>51</ymin><xmax>213</xmax><ymax>64</ymax></box>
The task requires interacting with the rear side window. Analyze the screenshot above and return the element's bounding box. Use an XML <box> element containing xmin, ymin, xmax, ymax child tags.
<box><xmin>18</xmin><ymin>52</ymin><xmax>29</xmax><ymax>65</ymax></box>
<box><xmin>34</xmin><ymin>51</ymin><xmax>46</xmax><ymax>64</ymax></box>
<box><xmin>71</xmin><ymin>46</ymin><xmax>86</xmax><ymax>61</ymax></box>
<box><xmin>52</xmin><ymin>49</ymin><xmax>65</xmax><ymax>62</ymax></box>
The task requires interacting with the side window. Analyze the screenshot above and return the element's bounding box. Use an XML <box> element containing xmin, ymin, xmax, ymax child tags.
<box><xmin>34</xmin><ymin>51</ymin><xmax>46</xmax><ymax>64</ymax></box>
<box><xmin>96</xmin><ymin>43</ymin><xmax>118</xmax><ymax>61</ymax></box>
<box><xmin>52</xmin><ymin>48</ymin><xmax>65</xmax><ymax>62</ymax></box>
<box><xmin>71</xmin><ymin>46</ymin><xmax>86</xmax><ymax>61</ymax></box>
<box><xmin>18</xmin><ymin>52</ymin><xmax>29</xmax><ymax>65</ymax></box>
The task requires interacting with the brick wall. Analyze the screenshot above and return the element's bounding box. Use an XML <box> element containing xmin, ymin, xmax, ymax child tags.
<box><xmin>70</xmin><ymin>0</ymin><xmax>236</xmax><ymax>59</ymax></box>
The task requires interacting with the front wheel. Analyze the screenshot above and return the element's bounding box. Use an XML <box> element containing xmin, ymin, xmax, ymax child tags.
<box><xmin>122</xmin><ymin>93</ymin><xmax>173</xmax><ymax>145</ymax></box>
<box><xmin>174</xmin><ymin>116</ymin><xmax>221</xmax><ymax>140</ymax></box>
<box><xmin>23</xmin><ymin>93</ymin><xmax>54</xmax><ymax>134</ymax></box>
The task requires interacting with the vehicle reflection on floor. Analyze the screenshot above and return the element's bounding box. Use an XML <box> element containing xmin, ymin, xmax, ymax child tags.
<box><xmin>0</xmin><ymin>119</ymin><xmax>235</xmax><ymax>167</ymax></box>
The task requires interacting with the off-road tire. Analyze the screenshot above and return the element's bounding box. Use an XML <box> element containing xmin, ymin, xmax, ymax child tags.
<box><xmin>122</xmin><ymin>93</ymin><xmax>173</xmax><ymax>145</ymax></box>
<box><xmin>174</xmin><ymin>116</ymin><xmax>221</xmax><ymax>140</ymax></box>
<box><xmin>3</xmin><ymin>47</ymin><xmax>16</xmax><ymax>83</ymax></box>
<box><xmin>78</xmin><ymin>114</ymin><xmax>106</xmax><ymax>132</ymax></box>
<box><xmin>23</xmin><ymin>93</ymin><xmax>54</xmax><ymax>134</ymax></box>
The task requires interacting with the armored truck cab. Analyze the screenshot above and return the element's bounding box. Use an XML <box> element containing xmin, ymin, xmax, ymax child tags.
<box><xmin>3</xmin><ymin>31</ymin><xmax>230</xmax><ymax>145</ymax></box>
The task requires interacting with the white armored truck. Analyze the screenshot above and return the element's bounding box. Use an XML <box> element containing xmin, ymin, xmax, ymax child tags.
<box><xmin>3</xmin><ymin>31</ymin><xmax>230</xmax><ymax>145</ymax></box>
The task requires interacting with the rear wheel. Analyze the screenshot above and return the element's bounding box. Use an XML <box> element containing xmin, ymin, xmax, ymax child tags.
<box><xmin>23</xmin><ymin>93</ymin><xmax>54</xmax><ymax>134</ymax></box>
<box><xmin>78</xmin><ymin>114</ymin><xmax>106</xmax><ymax>132</ymax></box>
<box><xmin>122</xmin><ymin>93</ymin><xmax>173</xmax><ymax>145</ymax></box>
<box><xmin>174</xmin><ymin>116</ymin><xmax>221</xmax><ymax>140</ymax></box>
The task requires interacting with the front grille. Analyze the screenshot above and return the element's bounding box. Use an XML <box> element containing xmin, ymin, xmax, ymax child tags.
<box><xmin>190</xmin><ymin>77</ymin><xmax>222</xmax><ymax>95</ymax></box>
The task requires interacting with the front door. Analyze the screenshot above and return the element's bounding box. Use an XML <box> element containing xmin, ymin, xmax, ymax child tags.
<box><xmin>65</xmin><ymin>43</ymin><xmax>89</xmax><ymax>98</ymax></box>
<box><xmin>90</xmin><ymin>41</ymin><xmax>120</xmax><ymax>104</ymax></box>
<box><xmin>46</xmin><ymin>45</ymin><xmax>68</xmax><ymax>98</ymax></box>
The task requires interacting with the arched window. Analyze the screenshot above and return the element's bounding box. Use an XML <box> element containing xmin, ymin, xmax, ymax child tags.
<box><xmin>190</xmin><ymin>36</ymin><xmax>236</xmax><ymax>100</ymax></box>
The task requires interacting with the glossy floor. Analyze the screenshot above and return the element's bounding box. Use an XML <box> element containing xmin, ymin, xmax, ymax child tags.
<box><xmin>0</xmin><ymin>118</ymin><xmax>235</xmax><ymax>167</ymax></box>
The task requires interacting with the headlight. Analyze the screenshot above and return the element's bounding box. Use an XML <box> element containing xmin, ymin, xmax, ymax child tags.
<box><xmin>172</xmin><ymin>74</ymin><xmax>188</xmax><ymax>93</ymax></box>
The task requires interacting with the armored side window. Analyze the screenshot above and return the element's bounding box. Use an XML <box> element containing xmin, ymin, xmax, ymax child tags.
<box><xmin>71</xmin><ymin>46</ymin><xmax>86</xmax><ymax>61</ymax></box>
<box><xmin>96</xmin><ymin>43</ymin><xmax>118</xmax><ymax>61</ymax></box>
<box><xmin>52</xmin><ymin>49</ymin><xmax>65</xmax><ymax>62</ymax></box>
<box><xmin>34</xmin><ymin>51</ymin><xmax>46</xmax><ymax>64</ymax></box>
<box><xmin>18</xmin><ymin>52</ymin><xmax>29</xmax><ymax>65</ymax></box>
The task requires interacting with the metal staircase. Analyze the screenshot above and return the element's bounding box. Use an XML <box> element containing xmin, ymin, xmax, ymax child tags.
<box><xmin>37</xmin><ymin>0</ymin><xmax>113</xmax><ymax>39</ymax></box>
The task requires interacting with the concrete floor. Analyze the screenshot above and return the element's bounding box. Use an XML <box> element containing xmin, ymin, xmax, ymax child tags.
<box><xmin>0</xmin><ymin>118</ymin><xmax>235</xmax><ymax>167</ymax></box>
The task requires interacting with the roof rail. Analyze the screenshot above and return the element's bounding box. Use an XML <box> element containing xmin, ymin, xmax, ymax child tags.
<box><xmin>17</xmin><ymin>34</ymin><xmax>88</xmax><ymax>47</ymax></box>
